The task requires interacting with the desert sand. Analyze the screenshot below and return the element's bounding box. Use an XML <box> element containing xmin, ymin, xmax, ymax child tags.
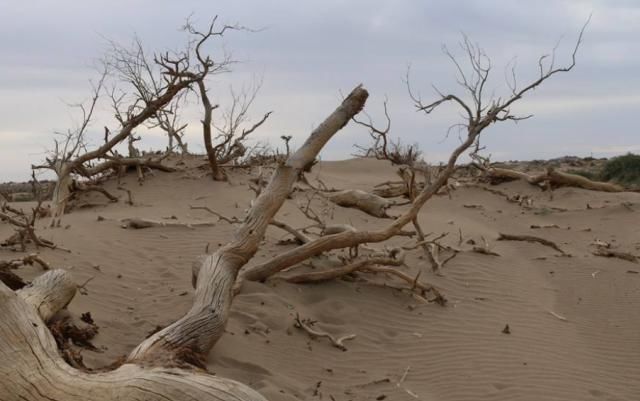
<box><xmin>1</xmin><ymin>157</ymin><xmax>639</xmax><ymax>401</ymax></box>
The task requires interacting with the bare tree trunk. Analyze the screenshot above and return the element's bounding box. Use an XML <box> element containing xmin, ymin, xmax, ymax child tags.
<box><xmin>50</xmin><ymin>163</ymin><xmax>73</xmax><ymax>228</ymax></box>
<box><xmin>198</xmin><ymin>80</ymin><xmax>225</xmax><ymax>181</ymax></box>
<box><xmin>1</xmin><ymin>85</ymin><xmax>368</xmax><ymax>401</ymax></box>
<box><xmin>129</xmin><ymin>85</ymin><xmax>368</xmax><ymax>364</ymax></box>
<box><xmin>0</xmin><ymin>270</ymin><xmax>266</xmax><ymax>400</ymax></box>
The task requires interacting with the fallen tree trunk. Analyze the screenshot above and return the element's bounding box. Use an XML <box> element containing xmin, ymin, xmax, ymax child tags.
<box><xmin>325</xmin><ymin>189</ymin><xmax>392</xmax><ymax>217</ymax></box>
<box><xmin>1</xmin><ymin>269</ymin><xmax>266</xmax><ymax>400</ymax></box>
<box><xmin>241</xmin><ymin>100</ymin><xmax>486</xmax><ymax>284</ymax></box>
<box><xmin>485</xmin><ymin>167</ymin><xmax>547</xmax><ymax>185</ymax></box>
<box><xmin>483</xmin><ymin>166</ymin><xmax>625</xmax><ymax>192</ymax></box>
<box><xmin>545</xmin><ymin>168</ymin><xmax>624</xmax><ymax>192</ymax></box>
<box><xmin>1</xmin><ymin>85</ymin><xmax>369</xmax><ymax>400</ymax></box>
<box><xmin>128</xmin><ymin>86</ymin><xmax>368</xmax><ymax>366</ymax></box>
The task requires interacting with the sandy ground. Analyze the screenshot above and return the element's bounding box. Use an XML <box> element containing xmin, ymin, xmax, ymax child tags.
<box><xmin>2</xmin><ymin>157</ymin><xmax>639</xmax><ymax>401</ymax></box>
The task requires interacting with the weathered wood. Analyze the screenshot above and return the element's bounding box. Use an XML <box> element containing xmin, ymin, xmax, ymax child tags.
<box><xmin>1</xmin><ymin>85</ymin><xmax>369</xmax><ymax>401</ymax></box>
<box><xmin>484</xmin><ymin>166</ymin><xmax>625</xmax><ymax>192</ymax></box>
<box><xmin>128</xmin><ymin>85</ymin><xmax>368</xmax><ymax>366</ymax></box>
<box><xmin>326</xmin><ymin>189</ymin><xmax>392</xmax><ymax>217</ymax></box>
<box><xmin>17</xmin><ymin>269</ymin><xmax>77</xmax><ymax>321</ymax></box>
<box><xmin>497</xmin><ymin>232</ymin><xmax>566</xmax><ymax>254</ymax></box>
<box><xmin>0</xmin><ymin>269</ymin><xmax>267</xmax><ymax>400</ymax></box>
<box><xmin>546</xmin><ymin>168</ymin><xmax>624</xmax><ymax>192</ymax></box>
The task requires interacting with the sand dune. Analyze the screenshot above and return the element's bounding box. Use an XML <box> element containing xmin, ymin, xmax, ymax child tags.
<box><xmin>2</xmin><ymin>157</ymin><xmax>639</xmax><ymax>400</ymax></box>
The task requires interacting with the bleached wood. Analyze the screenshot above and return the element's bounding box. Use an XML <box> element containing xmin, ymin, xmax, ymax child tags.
<box><xmin>1</xmin><ymin>85</ymin><xmax>368</xmax><ymax>401</ymax></box>
<box><xmin>127</xmin><ymin>85</ymin><xmax>368</xmax><ymax>364</ymax></box>
<box><xmin>326</xmin><ymin>189</ymin><xmax>392</xmax><ymax>217</ymax></box>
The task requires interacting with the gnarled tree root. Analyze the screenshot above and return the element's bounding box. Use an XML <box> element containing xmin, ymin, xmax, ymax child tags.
<box><xmin>1</xmin><ymin>270</ymin><xmax>267</xmax><ymax>401</ymax></box>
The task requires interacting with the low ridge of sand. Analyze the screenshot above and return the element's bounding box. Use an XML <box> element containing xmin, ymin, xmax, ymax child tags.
<box><xmin>2</xmin><ymin>157</ymin><xmax>639</xmax><ymax>401</ymax></box>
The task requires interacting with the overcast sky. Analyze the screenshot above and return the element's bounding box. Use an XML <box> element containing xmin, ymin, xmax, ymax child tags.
<box><xmin>1</xmin><ymin>0</ymin><xmax>638</xmax><ymax>181</ymax></box>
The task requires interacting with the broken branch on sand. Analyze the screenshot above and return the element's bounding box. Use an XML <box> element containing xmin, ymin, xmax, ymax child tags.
<box><xmin>497</xmin><ymin>233</ymin><xmax>566</xmax><ymax>254</ymax></box>
<box><xmin>294</xmin><ymin>314</ymin><xmax>356</xmax><ymax>351</ymax></box>
<box><xmin>120</xmin><ymin>217</ymin><xmax>216</xmax><ymax>229</ymax></box>
<box><xmin>283</xmin><ymin>255</ymin><xmax>404</xmax><ymax>283</ymax></box>
<box><xmin>591</xmin><ymin>247</ymin><xmax>638</xmax><ymax>263</ymax></box>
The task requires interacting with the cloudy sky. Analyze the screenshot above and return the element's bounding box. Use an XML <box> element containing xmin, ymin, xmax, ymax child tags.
<box><xmin>1</xmin><ymin>0</ymin><xmax>638</xmax><ymax>181</ymax></box>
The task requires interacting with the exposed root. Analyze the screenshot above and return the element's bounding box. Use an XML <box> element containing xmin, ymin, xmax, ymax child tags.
<box><xmin>47</xmin><ymin>311</ymin><xmax>100</xmax><ymax>371</ymax></box>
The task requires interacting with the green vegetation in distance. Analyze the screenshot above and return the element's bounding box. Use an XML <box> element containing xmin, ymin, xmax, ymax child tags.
<box><xmin>569</xmin><ymin>153</ymin><xmax>640</xmax><ymax>188</ymax></box>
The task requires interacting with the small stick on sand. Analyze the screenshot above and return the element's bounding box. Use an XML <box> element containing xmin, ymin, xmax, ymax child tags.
<box><xmin>353</xmin><ymin>378</ymin><xmax>391</xmax><ymax>388</ymax></box>
<box><xmin>548</xmin><ymin>310</ymin><xmax>568</xmax><ymax>322</ymax></box>
<box><xmin>294</xmin><ymin>314</ymin><xmax>356</xmax><ymax>351</ymax></box>
<box><xmin>120</xmin><ymin>217</ymin><xmax>216</xmax><ymax>229</ymax></box>
<box><xmin>398</xmin><ymin>365</ymin><xmax>410</xmax><ymax>385</ymax></box>
<box><xmin>189</xmin><ymin>205</ymin><xmax>241</xmax><ymax>224</ymax></box>
<box><xmin>498</xmin><ymin>233</ymin><xmax>566</xmax><ymax>254</ymax></box>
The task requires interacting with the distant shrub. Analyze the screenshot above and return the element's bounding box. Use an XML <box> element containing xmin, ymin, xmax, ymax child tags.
<box><xmin>600</xmin><ymin>153</ymin><xmax>640</xmax><ymax>187</ymax></box>
<box><xmin>566</xmin><ymin>168</ymin><xmax>599</xmax><ymax>181</ymax></box>
<box><xmin>11</xmin><ymin>192</ymin><xmax>34</xmax><ymax>202</ymax></box>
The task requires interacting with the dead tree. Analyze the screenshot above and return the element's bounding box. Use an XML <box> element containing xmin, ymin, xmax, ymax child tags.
<box><xmin>33</xmin><ymin>30</ymin><xmax>220</xmax><ymax>227</ymax></box>
<box><xmin>0</xmin><ymin>202</ymin><xmax>57</xmax><ymax>251</ymax></box>
<box><xmin>241</xmin><ymin>20</ymin><xmax>590</xmax><ymax>284</ymax></box>
<box><xmin>353</xmin><ymin>98</ymin><xmax>423</xmax><ymax>166</ymax></box>
<box><xmin>183</xmin><ymin>19</ymin><xmax>272</xmax><ymax>180</ymax></box>
<box><xmin>0</xmin><ymin>178</ymin><xmax>58</xmax><ymax>251</ymax></box>
<box><xmin>472</xmin><ymin>155</ymin><xmax>625</xmax><ymax>192</ymax></box>
<box><xmin>151</xmin><ymin>91</ymin><xmax>190</xmax><ymax>154</ymax></box>
<box><xmin>212</xmin><ymin>82</ymin><xmax>273</xmax><ymax>167</ymax></box>
<box><xmin>0</xmin><ymin>85</ymin><xmax>368</xmax><ymax>401</ymax></box>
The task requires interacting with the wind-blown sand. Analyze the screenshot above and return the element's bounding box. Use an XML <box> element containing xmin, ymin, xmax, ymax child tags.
<box><xmin>2</xmin><ymin>158</ymin><xmax>639</xmax><ymax>400</ymax></box>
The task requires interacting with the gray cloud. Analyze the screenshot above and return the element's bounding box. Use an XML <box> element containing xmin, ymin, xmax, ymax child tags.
<box><xmin>1</xmin><ymin>0</ymin><xmax>638</xmax><ymax>181</ymax></box>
